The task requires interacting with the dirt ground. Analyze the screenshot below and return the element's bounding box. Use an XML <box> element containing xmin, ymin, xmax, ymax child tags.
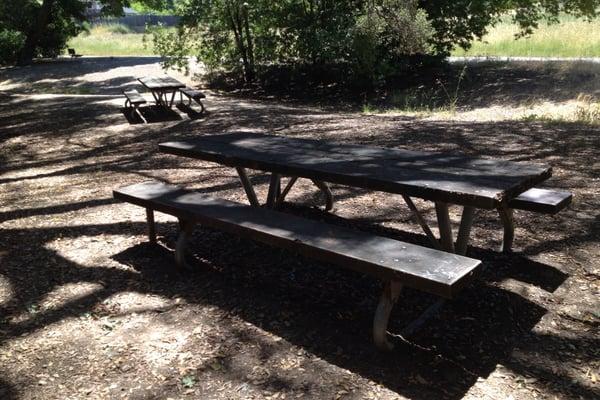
<box><xmin>0</xmin><ymin>57</ymin><xmax>598</xmax><ymax>400</ymax></box>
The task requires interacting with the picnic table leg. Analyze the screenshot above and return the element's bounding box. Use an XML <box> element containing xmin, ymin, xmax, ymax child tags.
<box><xmin>150</xmin><ymin>90</ymin><xmax>161</xmax><ymax>105</ymax></box>
<box><xmin>311</xmin><ymin>180</ymin><xmax>334</xmax><ymax>211</ymax></box>
<box><xmin>455</xmin><ymin>206</ymin><xmax>475</xmax><ymax>255</ymax></box>
<box><xmin>275</xmin><ymin>176</ymin><xmax>298</xmax><ymax>208</ymax></box>
<box><xmin>175</xmin><ymin>219</ymin><xmax>194</xmax><ymax>269</ymax></box>
<box><xmin>169</xmin><ymin>90</ymin><xmax>177</xmax><ymax>107</ymax></box>
<box><xmin>266</xmin><ymin>173</ymin><xmax>281</xmax><ymax>208</ymax></box>
<box><xmin>146</xmin><ymin>208</ymin><xmax>156</xmax><ymax>243</ymax></box>
<box><xmin>235</xmin><ymin>167</ymin><xmax>260</xmax><ymax>207</ymax></box>
<box><xmin>498</xmin><ymin>205</ymin><xmax>515</xmax><ymax>252</ymax></box>
<box><xmin>373</xmin><ymin>280</ymin><xmax>403</xmax><ymax>351</ymax></box>
<box><xmin>435</xmin><ymin>202</ymin><xmax>455</xmax><ymax>253</ymax></box>
<box><xmin>402</xmin><ymin>196</ymin><xmax>442</xmax><ymax>250</ymax></box>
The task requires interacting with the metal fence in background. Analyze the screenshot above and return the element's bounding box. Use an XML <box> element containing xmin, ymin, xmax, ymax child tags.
<box><xmin>90</xmin><ymin>15</ymin><xmax>180</xmax><ymax>28</ymax></box>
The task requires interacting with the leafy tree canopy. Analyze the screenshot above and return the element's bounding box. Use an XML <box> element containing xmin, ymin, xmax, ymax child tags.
<box><xmin>419</xmin><ymin>0</ymin><xmax>600</xmax><ymax>53</ymax></box>
<box><xmin>0</xmin><ymin>0</ymin><xmax>157</xmax><ymax>65</ymax></box>
<box><xmin>150</xmin><ymin>0</ymin><xmax>598</xmax><ymax>86</ymax></box>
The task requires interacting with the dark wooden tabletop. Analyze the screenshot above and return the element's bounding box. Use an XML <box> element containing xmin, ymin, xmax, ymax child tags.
<box><xmin>138</xmin><ymin>76</ymin><xmax>185</xmax><ymax>90</ymax></box>
<box><xmin>159</xmin><ymin>132</ymin><xmax>552</xmax><ymax>209</ymax></box>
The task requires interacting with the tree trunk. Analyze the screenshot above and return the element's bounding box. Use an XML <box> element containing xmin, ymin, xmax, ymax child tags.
<box><xmin>242</xmin><ymin>3</ymin><xmax>255</xmax><ymax>71</ymax></box>
<box><xmin>18</xmin><ymin>0</ymin><xmax>55</xmax><ymax>65</ymax></box>
<box><xmin>226</xmin><ymin>2</ymin><xmax>254</xmax><ymax>83</ymax></box>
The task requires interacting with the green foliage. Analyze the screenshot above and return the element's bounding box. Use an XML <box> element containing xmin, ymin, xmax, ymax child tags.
<box><xmin>351</xmin><ymin>0</ymin><xmax>433</xmax><ymax>84</ymax></box>
<box><xmin>153</xmin><ymin>0</ymin><xmax>598</xmax><ymax>87</ymax></box>
<box><xmin>419</xmin><ymin>0</ymin><xmax>600</xmax><ymax>54</ymax></box>
<box><xmin>0</xmin><ymin>0</ymin><xmax>161</xmax><ymax>64</ymax></box>
<box><xmin>0</xmin><ymin>29</ymin><xmax>25</xmax><ymax>64</ymax></box>
<box><xmin>146</xmin><ymin>25</ymin><xmax>198</xmax><ymax>73</ymax></box>
<box><xmin>153</xmin><ymin>0</ymin><xmax>435</xmax><ymax>85</ymax></box>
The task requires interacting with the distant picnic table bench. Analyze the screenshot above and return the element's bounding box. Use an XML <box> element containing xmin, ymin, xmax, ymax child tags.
<box><xmin>122</xmin><ymin>89</ymin><xmax>147</xmax><ymax>123</ymax></box>
<box><xmin>68</xmin><ymin>48</ymin><xmax>82</xmax><ymax>58</ymax></box>
<box><xmin>179</xmin><ymin>87</ymin><xmax>206</xmax><ymax>113</ymax></box>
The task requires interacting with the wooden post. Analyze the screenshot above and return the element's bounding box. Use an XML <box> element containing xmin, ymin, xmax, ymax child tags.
<box><xmin>373</xmin><ymin>280</ymin><xmax>403</xmax><ymax>351</ymax></box>
<box><xmin>402</xmin><ymin>195</ymin><xmax>442</xmax><ymax>250</ymax></box>
<box><xmin>235</xmin><ymin>167</ymin><xmax>260</xmax><ymax>207</ymax></box>
<box><xmin>266</xmin><ymin>173</ymin><xmax>281</xmax><ymax>208</ymax></box>
<box><xmin>435</xmin><ymin>202</ymin><xmax>455</xmax><ymax>253</ymax></box>
<box><xmin>455</xmin><ymin>206</ymin><xmax>475</xmax><ymax>255</ymax></box>
<box><xmin>275</xmin><ymin>176</ymin><xmax>298</xmax><ymax>208</ymax></box>
<box><xmin>498</xmin><ymin>205</ymin><xmax>515</xmax><ymax>252</ymax></box>
<box><xmin>175</xmin><ymin>219</ymin><xmax>194</xmax><ymax>269</ymax></box>
<box><xmin>146</xmin><ymin>208</ymin><xmax>156</xmax><ymax>243</ymax></box>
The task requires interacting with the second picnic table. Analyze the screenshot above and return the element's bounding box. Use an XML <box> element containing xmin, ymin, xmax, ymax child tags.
<box><xmin>138</xmin><ymin>76</ymin><xmax>186</xmax><ymax>108</ymax></box>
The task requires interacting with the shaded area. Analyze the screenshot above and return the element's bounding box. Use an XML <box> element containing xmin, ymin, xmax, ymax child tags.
<box><xmin>0</xmin><ymin>217</ymin><xmax>589</xmax><ymax>399</ymax></box>
<box><xmin>0</xmin><ymin>58</ymin><xmax>598</xmax><ymax>399</ymax></box>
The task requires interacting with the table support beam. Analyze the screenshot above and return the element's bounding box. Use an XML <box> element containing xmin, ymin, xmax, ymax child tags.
<box><xmin>455</xmin><ymin>206</ymin><xmax>475</xmax><ymax>255</ymax></box>
<box><xmin>266</xmin><ymin>173</ymin><xmax>281</xmax><ymax>208</ymax></box>
<box><xmin>498</xmin><ymin>205</ymin><xmax>515</xmax><ymax>252</ymax></box>
<box><xmin>373</xmin><ymin>280</ymin><xmax>403</xmax><ymax>351</ymax></box>
<box><xmin>435</xmin><ymin>202</ymin><xmax>455</xmax><ymax>253</ymax></box>
<box><xmin>175</xmin><ymin>219</ymin><xmax>194</xmax><ymax>269</ymax></box>
<box><xmin>402</xmin><ymin>196</ymin><xmax>441</xmax><ymax>250</ymax></box>
<box><xmin>275</xmin><ymin>176</ymin><xmax>298</xmax><ymax>208</ymax></box>
<box><xmin>235</xmin><ymin>167</ymin><xmax>260</xmax><ymax>207</ymax></box>
<box><xmin>146</xmin><ymin>208</ymin><xmax>156</xmax><ymax>243</ymax></box>
<box><xmin>311</xmin><ymin>180</ymin><xmax>334</xmax><ymax>211</ymax></box>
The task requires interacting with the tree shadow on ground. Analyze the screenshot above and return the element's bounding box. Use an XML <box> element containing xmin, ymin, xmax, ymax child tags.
<box><xmin>212</xmin><ymin>60</ymin><xmax>600</xmax><ymax>111</ymax></box>
<box><xmin>0</xmin><ymin>214</ymin><xmax>593</xmax><ymax>399</ymax></box>
<box><xmin>1</xmin><ymin>73</ymin><xmax>598</xmax><ymax>398</ymax></box>
<box><xmin>121</xmin><ymin>105</ymin><xmax>183</xmax><ymax>124</ymax></box>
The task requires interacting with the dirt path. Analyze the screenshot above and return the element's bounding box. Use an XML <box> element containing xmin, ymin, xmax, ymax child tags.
<box><xmin>0</xmin><ymin>57</ymin><xmax>598</xmax><ymax>399</ymax></box>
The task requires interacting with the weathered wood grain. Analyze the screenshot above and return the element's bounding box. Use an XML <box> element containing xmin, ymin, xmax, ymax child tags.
<box><xmin>114</xmin><ymin>181</ymin><xmax>482</xmax><ymax>298</ymax></box>
<box><xmin>159</xmin><ymin>132</ymin><xmax>552</xmax><ymax>209</ymax></box>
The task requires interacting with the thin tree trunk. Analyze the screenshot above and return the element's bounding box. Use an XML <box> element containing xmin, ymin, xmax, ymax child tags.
<box><xmin>226</xmin><ymin>2</ymin><xmax>254</xmax><ymax>82</ymax></box>
<box><xmin>242</xmin><ymin>3</ymin><xmax>255</xmax><ymax>71</ymax></box>
<box><xmin>18</xmin><ymin>0</ymin><xmax>55</xmax><ymax>65</ymax></box>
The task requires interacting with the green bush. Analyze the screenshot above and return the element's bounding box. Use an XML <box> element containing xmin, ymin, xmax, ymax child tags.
<box><xmin>0</xmin><ymin>29</ymin><xmax>25</xmax><ymax>65</ymax></box>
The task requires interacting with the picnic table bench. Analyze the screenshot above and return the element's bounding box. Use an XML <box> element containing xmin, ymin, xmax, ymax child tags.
<box><xmin>68</xmin><ymin>48</ymin><xmax>82</xmax><ymax>58</ymax></box>
<box><xmin>114</xmin><ymin>181</ymin><xmax>482</xmax><ymax>350</ymax></box>
<box><xmin>123</xmin><ymin>89</ymin><xmax>147</xmax><ymax>123</ymax></box>
<box><xmin>179</xmin><ymin>87</ymin><xmax>206</xmax><ymax>112</ymax></box>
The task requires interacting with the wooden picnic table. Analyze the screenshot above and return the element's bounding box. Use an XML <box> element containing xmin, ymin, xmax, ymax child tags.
<box><xmin>159</xmin><ymin>132</ymin><xmax>553</xmax><ymax>255</ymax></box>
<box><xmin>138</xmin><ymin>76</ymin><xmax>186</xmax><ymax>108</ymax></box>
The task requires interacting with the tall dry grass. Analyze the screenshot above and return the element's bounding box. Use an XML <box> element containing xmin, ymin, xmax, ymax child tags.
<box><xmin>453</xmin><ymin>16</ymin><xmax>600</xmax><ymax>57</ymax></box>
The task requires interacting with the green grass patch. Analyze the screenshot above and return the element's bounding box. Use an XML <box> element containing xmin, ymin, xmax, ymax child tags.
<box><xmin>453</xmin><ymin>17</ymin><xmax>600</xmax><ymax>57</ymax></box>
<box><xmin>67</xmin><ymin>25</ymin><xmax>156</xmax><ymax>56</ymax></box>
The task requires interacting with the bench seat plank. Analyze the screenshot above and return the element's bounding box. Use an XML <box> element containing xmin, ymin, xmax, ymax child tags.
<box><xmin>508</xmin><ymin>188</ymin><xmax>572</xmax><ymax>214</ymax></box>
<box><xmin>181</xmin><ymin>87</ymin><xmax>206</xmax><ymax>99</ymax></box>
<box><xmin>123</xmin><ymin>90</ymin><xmax>147</xmax><ymax>105</ymax></box>
<box><xmin>114</xmin><ymin>181</ymin><xmax>481</xmax><ymax>299</ymax></box>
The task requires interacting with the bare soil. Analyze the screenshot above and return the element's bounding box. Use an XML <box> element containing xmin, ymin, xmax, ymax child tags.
<box><xmin>0</xmin><ymin>57</ymin><xmax>598</xmax><ymax>400</ymax></box>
